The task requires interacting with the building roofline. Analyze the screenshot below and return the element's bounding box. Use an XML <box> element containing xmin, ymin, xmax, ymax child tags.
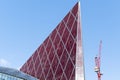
<box><xmin>0</xmin><ymin>66</ymin><xmax>38</xmax><ymax>80</ymax></box>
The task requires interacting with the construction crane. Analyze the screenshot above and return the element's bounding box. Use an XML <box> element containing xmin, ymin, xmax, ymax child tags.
<box><xmin>94</xmin><ymin>40</ymin><xmax>103</xmax><ymax>80</ymax></box>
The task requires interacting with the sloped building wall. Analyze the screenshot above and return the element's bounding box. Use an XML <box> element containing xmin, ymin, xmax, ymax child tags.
<box><xmin>20</xmin><ymin>2</ymin><xmax>84</xmax><ymax>80</ymax></box>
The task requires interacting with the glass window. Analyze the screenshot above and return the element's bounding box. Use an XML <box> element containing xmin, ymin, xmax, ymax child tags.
<box><xmin>0</xmin><ymin>73</ymin><xmax>24</xmax><ymax>80</ymax></box>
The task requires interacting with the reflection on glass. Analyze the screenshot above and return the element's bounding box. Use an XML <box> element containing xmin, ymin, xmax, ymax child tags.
<box><xmin>0</xmin><ymin>73</ymin><xmax>24</xmax><ymax>80</ymax></box>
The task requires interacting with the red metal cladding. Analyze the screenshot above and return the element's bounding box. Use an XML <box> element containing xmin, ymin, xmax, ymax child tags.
<box><xmin>20</xmin><ymin>2</ymin><xmax>84</xmax><ymax>80</ymax></box>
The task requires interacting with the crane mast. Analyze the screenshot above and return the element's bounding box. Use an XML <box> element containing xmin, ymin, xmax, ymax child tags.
<box><xmin>94</xmin><ymin>40</ymin><xmax>102</xmax><ymax>80</ymax></box>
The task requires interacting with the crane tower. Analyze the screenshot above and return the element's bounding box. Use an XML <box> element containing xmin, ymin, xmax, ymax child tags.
<box><xmin>94</xmin><ymin>40</ymin><xmax>103</xmax><ymax>80</ymax></box>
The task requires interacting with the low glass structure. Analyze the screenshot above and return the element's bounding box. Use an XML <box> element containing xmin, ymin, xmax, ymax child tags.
<box><xmin>0</xmin><ymin>72</ymin><xmax>24</xmax><ymax>80</ymax></box>
<box><xmin>0</xmin><ymin>66</ymin><xmax>38</xmax><ymax>80</ymax></box>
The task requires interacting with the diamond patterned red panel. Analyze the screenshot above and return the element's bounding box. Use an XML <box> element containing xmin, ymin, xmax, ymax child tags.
<box><xmin>20</xmin><ymin>2</ymin><xmax>85</xmax><ymax>80</ymax></box>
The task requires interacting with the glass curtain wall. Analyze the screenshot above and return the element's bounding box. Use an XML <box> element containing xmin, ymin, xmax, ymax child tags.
<box><xmin>0</xmin><ymin>73</ymin><xmax>24</xmax><ymax>80</ymax></box>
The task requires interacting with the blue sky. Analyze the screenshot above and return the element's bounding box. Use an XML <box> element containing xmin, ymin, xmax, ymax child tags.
<box><xmin>0</xmin><ymin>0</ymin><xmax>120</xmax><ymax>80</ymax></box>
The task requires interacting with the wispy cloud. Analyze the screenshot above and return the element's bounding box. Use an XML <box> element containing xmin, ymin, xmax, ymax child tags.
<box><xmin>0</xmin><ymin>58</ymin><xmax>10</xmax><ymax>67</ymax></box>
<box><xmin>17</xmin><ymin>66</ymin><xmax>21</xmax><ymax>70</ymax></box>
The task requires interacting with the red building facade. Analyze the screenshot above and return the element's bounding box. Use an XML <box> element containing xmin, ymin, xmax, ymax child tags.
<box><xmin>20</xmin><ymin>2</ymin><xmax>85</xmax><ymax>80</ymax></box>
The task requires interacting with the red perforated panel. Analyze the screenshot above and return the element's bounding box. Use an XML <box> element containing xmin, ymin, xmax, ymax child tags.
<box><xmin>20</xmin><ymin>2</ymin><xmax>84</xmax><ymax>80</ymax></box>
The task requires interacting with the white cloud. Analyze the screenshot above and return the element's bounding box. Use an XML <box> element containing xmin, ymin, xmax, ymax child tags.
<box><xmin>17</xmin><ymin>66</ymin><xmax>21</xmax><ymax>70</ymax></box>
<box><xmin>0</xmin><ymin>58</ymin><xmax>10</xmax><ymax>67</ymax></box>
